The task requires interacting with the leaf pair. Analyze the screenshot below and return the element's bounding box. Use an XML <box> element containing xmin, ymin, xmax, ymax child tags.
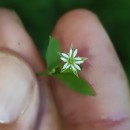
<box><xmin>45</xmin><ymin>36</ymin><xmax>95</xmax><ymax>95</ymax></box>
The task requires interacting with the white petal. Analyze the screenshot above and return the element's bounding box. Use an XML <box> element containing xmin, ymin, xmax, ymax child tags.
<box><xmin>61</xmin><ymin>64</ymin><xmax>70</xmax><ymax>72</ymax></box>
<box><xmin>66</xmin><ymin>64</ymin><xmax>70</xmax><ymax>69</ymax></box>
<box><xmin>75</xmin><ymin>60</ymin><xmax>84</xmax><ymax>64</ymax></box>
<box><xmin>73</xmin><ymin>71</ymin><xmax>78</xmax><ymax>77</ymax></box>
<box><xmin>61</xmin><ymin>53</ymin><xmax>69</xmax><ymax>58</ymax></box>
<box><xmin>75</xmin><ymin>57</ymin><xmax>82</xmax><ymax>60</ymax></box>
<box><xmin>74</xmin><ymin>63</ymin><xmax>81</xmax><ymax>70</ymax></box>
<box><xmin>71</xmin><ymin>65</ymin><xmax>78</xmax><ymax>77</ymax></box>
<box><xmin>69</xmin><ymin>48</ymin><xmax>73</xmax><ymax>57</ymax></box>
<box><xmin>73</xmin><ymin>49</ymin><xmax>78</xmax><ymax>57</ymax></box>
<box><xmin>63</xmin><ymin>63</ymin><xmax>69</xmax><ymax>69</ymax></box>
<box><xmin>60</xmin><ymin>57</ymin><xmax>67</xmax><ymax>62</ymax></box>
<box><xmin>71</xmin><ymin>65</ymin><xmax>76</xmax><ymax>71</ymax></box>
<box><xmin>61</xmin><ymin>68</ymin><xmax>67</xmax><ymax>72</ymax></box>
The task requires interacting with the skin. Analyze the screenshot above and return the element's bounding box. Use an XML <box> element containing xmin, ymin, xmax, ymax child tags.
<box><xmin>0</xmin><ymin>8</ymin><xmax>129</xmax><ymax>130</ymax></box>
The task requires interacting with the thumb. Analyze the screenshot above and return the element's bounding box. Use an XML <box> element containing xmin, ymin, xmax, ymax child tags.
<box><xmin>0</xmin><ymin>9</ymin><xmax>62</xmax><ymax>130</ymax></box>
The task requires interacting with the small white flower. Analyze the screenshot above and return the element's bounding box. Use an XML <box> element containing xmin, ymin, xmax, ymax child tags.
<box><xmin>59</xmin><ymin>46</ymin><xmax>87</xmax><ymax>76</ymax></box>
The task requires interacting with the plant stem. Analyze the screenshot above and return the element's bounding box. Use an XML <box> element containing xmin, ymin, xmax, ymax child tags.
<box><xmin>36</xmin><ymin>71</ymin><xmax>48</xmax><ymax>77</ymax></box>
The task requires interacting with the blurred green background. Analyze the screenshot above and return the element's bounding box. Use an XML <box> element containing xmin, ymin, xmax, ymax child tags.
<box><xmin>0</xmin><ymin>0</ymin><xmax>130</xmax><ymax>79</ymax></box>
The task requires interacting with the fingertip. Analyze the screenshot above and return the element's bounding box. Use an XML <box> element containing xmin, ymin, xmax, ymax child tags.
<box><xmin>53</xmin><ymin>9</ymin><xmax>99</xmax><ymax>30</ymax></box>
<box><xmin>52</xmin><ymin>9</ymin><xmax>102</xmax><ymax>46</ymax></box>
<box><xmin>0</xmin><ymin>8</ymin><xmax>43</xmax><ymax>72</ymax></box>
<box><xmin>0</xmin><ymin>8</ymin><xmax>22</xmax><ymax>25</ymax></box>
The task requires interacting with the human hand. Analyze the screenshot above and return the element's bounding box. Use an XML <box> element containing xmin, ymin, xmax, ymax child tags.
<box><xmin>0</xmin><ymin>8</ymin><xmax>129</xmax><ymax>130</ymax></box>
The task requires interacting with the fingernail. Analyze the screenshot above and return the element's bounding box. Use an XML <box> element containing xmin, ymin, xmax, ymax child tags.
<box><xmin>0</xmin><ymin>51</ymin><xmax>36</xmax><ymax>124</ymax></box>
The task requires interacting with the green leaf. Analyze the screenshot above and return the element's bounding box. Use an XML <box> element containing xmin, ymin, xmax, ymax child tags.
<box><xmin>54</xmin><ymin>73</ymin><xmax>95</xmax><ymax>96</ymax></box>
<box><xmin>46</xmin><ymin>36</ymin><xmax>60</xmax><ymax>71</ymax></box>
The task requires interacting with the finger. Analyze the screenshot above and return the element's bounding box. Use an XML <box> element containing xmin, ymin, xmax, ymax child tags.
<box><xmin>52</xmin><ymin>9</ymin><xmax>130</xmax><ymax>130</ymax></box>
<box><xmin>0</xmin><ymin>9</ymin><xmax>61</xmax><ymax>130</ymax></box>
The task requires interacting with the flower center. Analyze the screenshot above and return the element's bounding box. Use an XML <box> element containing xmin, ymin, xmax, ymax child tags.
<box><xmin>68</xmin><ymin>58</ymin><xmax>73</xmax><ymax>64</ymax></box>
